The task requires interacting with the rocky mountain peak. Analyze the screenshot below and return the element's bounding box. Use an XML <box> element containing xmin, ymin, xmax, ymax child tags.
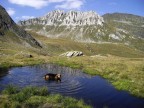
<box><xmin>0</xmin><ymin>5</ymin><xmax>14</xmax><ymax>33</ymax></box>
<box><xmin>19</xmin><ymin>10</ymin><xmax>104</xmax><ymax>26</ymax></box>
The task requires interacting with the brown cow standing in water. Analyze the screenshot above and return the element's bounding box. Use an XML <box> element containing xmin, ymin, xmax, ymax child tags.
<box><xmin>44</xmin><ymin>73</ymin><xmax>61</xmax><ymax>81</ymax></box>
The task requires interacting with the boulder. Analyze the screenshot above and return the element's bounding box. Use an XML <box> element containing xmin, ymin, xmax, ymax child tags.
<box><xmin>60</xmin><ymin>51</ymin><xmax>83</xmax><ymax>57</ymax></box>
<box><xmin>66</xmin><ymin>52</ymin><xmax>74</xmax><ymax>57</ymax></box>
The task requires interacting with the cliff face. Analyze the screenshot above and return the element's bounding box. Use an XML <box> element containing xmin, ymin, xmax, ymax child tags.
<box><xmin>0</xmin><ymin>5</ymin><xmax>41</xmax><ymax>48</ymax></box>
<box><xmin>18</xmin><ymin>10</ymin><xmax>104</xmax><ymax>26</ymax></box>
<box><xmin>0</xmin><ymin>5</ymin><xmax>14</xmax><ymax>35</ymax></box>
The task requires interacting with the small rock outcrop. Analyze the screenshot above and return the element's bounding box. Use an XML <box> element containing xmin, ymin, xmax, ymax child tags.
<box><xmin>60</xmin><ymin>51</ymin><xmax>83</xmax><ymax>57</ymax></box>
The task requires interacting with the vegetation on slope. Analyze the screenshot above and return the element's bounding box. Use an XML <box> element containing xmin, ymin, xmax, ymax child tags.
<box><xmin>103</xmin><ymin>13</ymin><xmax>144</xmax><ymax>51</ymax></box>
<box><xmin>30</xmin><ymin>31</ymin><xmax>144</xmax><ymax>57</ymax></box>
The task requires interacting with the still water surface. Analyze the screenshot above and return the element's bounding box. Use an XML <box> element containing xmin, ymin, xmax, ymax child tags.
<box><xmin>0</xmin><ymin>64</ymin><xmax>144</xmax><ymax>108</ymax></box>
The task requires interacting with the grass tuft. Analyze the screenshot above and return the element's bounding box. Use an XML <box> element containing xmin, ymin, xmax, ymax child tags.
<box><xmin>0</xmin><ymin>86</ymin><xmax>91</xmax><ymax>108</ymax></box>
<box><xmin>2</xmin><ymin>85</ymin><xmax>19</xmax><ymax>95</ymax></box>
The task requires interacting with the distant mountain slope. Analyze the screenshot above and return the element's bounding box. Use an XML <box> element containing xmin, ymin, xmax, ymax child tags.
<box><xmin>103</xmin><ymin>13</ymin><xmax>144</xmax><ymax>38</ymax></box>
<box><xmin>18</xmin><ymin>10</ymin><xmax>143</xmax><ymax>42</ymax></box>
<box><xmin>18</xmin><ymin>10</ymin><xmax>144</xmax><ymax>51</ymax></box>
<box><xmin>0</xmin><ymin>5</ymin><xmax>41</xmax><ymax>48</ymax></box>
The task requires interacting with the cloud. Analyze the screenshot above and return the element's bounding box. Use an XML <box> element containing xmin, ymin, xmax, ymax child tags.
<box><xmin>7</xmin><ymin>8</ymin><xmax>15</xmax><ymax>16</ymax></box>
<box><xmin>8</xmin><ymin>0</ymin><xmax>48</xmax><ymax>9</ymax></box>
<box><xmin>55</xmin><ymin>0</ymin><xmax>84</xmax><ymax>9</ymax></box>
<box><xmin>8</xmin><ymin>0</ymin><xmax>84</xmax><ymax>9</ymax></box>
<box><xmin>16</xmin><ymin>16</ymin><xmax>35</xmax><ymax>20</ymax></box>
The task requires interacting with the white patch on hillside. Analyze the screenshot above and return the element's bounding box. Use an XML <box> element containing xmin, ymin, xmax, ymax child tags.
<box><xmin>116</xmin><ymin>28</ymin><xmax>129</xmax><ymax>34</ymax></box>
<box><xmin>109</xmin><ymin>34</ymin><xmax>120</xmax><ymax>40</ymax></box>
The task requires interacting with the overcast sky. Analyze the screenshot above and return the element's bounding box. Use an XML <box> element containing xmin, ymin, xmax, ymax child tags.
<box><xmin>0</xmin><ymin>0</ymin><xmax>144</xmax><ymax>22</ymax></box>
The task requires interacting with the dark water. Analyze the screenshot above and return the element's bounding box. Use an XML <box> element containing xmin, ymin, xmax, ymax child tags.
<box><xmin>0</xmin><ymin>64</ymin><xmax>144</xmax><ymax>108</ymax></box>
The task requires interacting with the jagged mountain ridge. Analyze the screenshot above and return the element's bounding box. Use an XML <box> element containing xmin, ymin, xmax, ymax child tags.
<box><xmin>18</xmin><ymin>10</ymin><xmax>144</xmax><ymax>45</ymax></box>
<box><xmin>19</xmin><ymin>10</ymin><xmax>104</xmax><ymax>26</ymax></box>
<box><xmin>0</xmin><ymin>5</ymin><xmax>41</xmax><ymax>47</ymax></box>
<box><xmin>18</xmin><ymin>10</ymin><xmax>119</xmax><ymax>43</ymax></box>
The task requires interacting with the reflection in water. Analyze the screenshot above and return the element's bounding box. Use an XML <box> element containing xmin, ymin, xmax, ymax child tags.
<box><xmin>0</xmin><ymin>68</ymin><xmax>9</xmax><ymax>88</ymax></box>
<box><xmin>0</xmin><ymin>68</ymin><xmax>9</xmax><ymax>77</ymax></box>
<box><xmin>0</xmin><ymin>64</ymin><xmax>144</xmax><ymax>108</ymax></box>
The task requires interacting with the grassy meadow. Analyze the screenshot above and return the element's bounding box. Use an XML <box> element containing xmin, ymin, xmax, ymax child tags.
<box><xmin>49</xmin><ymin>56</ymin><xmax>144</xmax><ymax>98</ymax></box>
<box><xmin>0</xmin><ymin>86</ymin><xmax>91</xmax><ymax>108</ymax></box>
<box><xmin>0</xmin><ymin>31</ymin><xmax>144</xmax><ymax>107</ymax></box>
